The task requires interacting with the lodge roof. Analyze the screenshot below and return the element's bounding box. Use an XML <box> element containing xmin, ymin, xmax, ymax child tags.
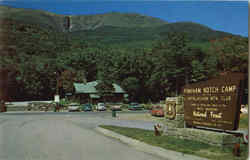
<box><xmin>73</xmin><ymin>81</ymin><xmax>126</xmax><ymax>94</ymax></box>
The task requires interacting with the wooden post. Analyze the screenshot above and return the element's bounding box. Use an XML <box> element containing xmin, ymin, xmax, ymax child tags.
<box><xmin>0</xmin><ymin>69</ymin><xmax>8</xmax><ymax>112</ymax></box>
<box><xmin>0</xmin><ymin>100</ymin><xmax>5</xmax><ymax>112</ymax></box>
<box><xmin>233</xmin><ymin>143</ymin><xmax>241</xmax><ymax>157</ymax></box>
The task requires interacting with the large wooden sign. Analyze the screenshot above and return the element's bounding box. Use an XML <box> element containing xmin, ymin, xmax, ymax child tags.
<box><xmin>182</xmin><ymin>73</ymin><xmax>245</xmax><ymax>130</ymax></box>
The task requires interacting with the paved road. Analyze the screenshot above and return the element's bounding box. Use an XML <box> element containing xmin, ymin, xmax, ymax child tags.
<box><xmin>2</xmin><ymin>111</ymin><xmax>156</xmax><ymax>130</ymax></box>
<box><xmin>0</xmin><ymin>112</ymin><xmax>165</xmax><ymax>160</ymax></box>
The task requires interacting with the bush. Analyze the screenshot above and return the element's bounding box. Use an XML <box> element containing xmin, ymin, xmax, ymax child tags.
<box><xmin>121</xmin><ymin>104</ymin><xmax>129</xmax><ymax>109</ymax></box>
<box><xmin>143</xmin><ymin>103</ymin><xmax>153</xmax><ymax>110</ymax></box>
<box><xmin>93</xmin><ymin>104</ymin><xmax>97</xmax><ymax>110</ymax></box>
<box><xmin>59</xmin><ymin>99</ymin><xmax>80</xmax><ymax>106</ymax></box>
<box><xmin>105</xmin><ymin>104</ymin><xmax>112</xmax><ymax>109</ymax></box>
<box><xmin>59</xmin><ymin>99</ymin><xmax>69</xmax><ymax>106</ymax></box>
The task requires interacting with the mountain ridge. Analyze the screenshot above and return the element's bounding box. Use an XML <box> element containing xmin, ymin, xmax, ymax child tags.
<box><xmin>0</xmin><ymin>5</ymin><xmax>234</xmax><ymax>46</ymax></box>
<box><xmin>0</xmin><ymin>5</ymin><xmax>168</xmax><ymax>32</ymax></box>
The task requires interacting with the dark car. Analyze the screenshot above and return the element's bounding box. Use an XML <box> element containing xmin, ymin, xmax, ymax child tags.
<box><xmin>81</xmin><ymin>103</ymin><xmax>93</xmax><ymax>112</ymax></box>
<box><xmin>128</xmin><ymin>103</ymin><xmax>143</xmax><ymax>110</ymax></box>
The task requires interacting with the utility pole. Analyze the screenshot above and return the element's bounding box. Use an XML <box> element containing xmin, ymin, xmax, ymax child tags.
<box><xmin>54</xmin><ymin>71</ymin><xmax>60</xmax><ymax>112</ymax></box>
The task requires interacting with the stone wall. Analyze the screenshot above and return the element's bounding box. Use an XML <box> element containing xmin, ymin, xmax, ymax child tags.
<box><xmin>6</xmin><ymin>102</ymin><xmax>56</xmax><ymax>111</ymax></box>
<box><xmin>164</xmin><ymin>127</ymin><xmax>240</xmax><ymax>146</ymax></box>
<box><xmin>6</xmin><ymin>105</ymin><xmax>27</xmax><ymax>111</ymax></box>
<box><xmin>163</xmin><ymin>114</ymin><xmax>185</xmax><ymax>128</ymax></box>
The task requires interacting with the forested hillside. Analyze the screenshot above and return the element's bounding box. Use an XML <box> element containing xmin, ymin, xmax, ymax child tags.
<box><xmin>0</xmin><ymin>6</ymin><xmax>248</xmax><ymax>102</ymax></box>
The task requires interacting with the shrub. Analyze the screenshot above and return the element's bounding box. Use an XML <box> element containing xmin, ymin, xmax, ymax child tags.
<box><xmin>143</xmin><ymin>103</ymin><xmax>153</xmax><ymax>110</ymax></box>
<box><xmin>105</xmin><ymin>104</ymin><xmax>112</xmax><ymax>109</ymax></box>
<box><xmin>121</xmin><ymin>104</ymin><xmax>129</xmax><ymax>109</ymax></box>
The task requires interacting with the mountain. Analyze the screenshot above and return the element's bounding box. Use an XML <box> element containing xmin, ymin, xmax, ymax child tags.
<box><xmin>69</xmin><ymin>12</ymin><xmax>168</xmax><ymax>31</ymax></box>
<box><xmin>0</xmin><ymin>5</ymin><xmax>167</xmax><ymax>32</ymax></box>
<box><xmin>0</xmin><ymin>5</ymin><xmax>234</xmax><ymax>48</ymax></box>
<box><xmin>154</xmin><ymin>22</ymin><xmax>233</xmax><ymax>42</ymax></box>
<box><xmin>0</xmin><ymin>5</ymin><xmax>64</xmax><ymax>31</ymax></box>
<box><xmin>69</xmin><ymin>22</ymin><xmax>233</xmax><ymax>47</ymax></box>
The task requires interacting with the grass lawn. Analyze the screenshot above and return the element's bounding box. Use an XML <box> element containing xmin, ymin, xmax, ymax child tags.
<box><xmin>239</xmin><ymin>113</ymin><xmax>248</xmax><ymax>129</ymax></box>
<box><xmin>100</xmin><ymin>125</ymin><xmax>248</xmax><ymax>160</ymax></box>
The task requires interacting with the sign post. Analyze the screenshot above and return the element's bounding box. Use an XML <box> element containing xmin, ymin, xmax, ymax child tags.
<box><xmin>182</xmin><ymin>73</ymin><xmax>245</xmax><ymax>131</ymax></box>
<box><xmin>54</xmin><ymin>95</ymin><xmax>60</xmax><ymax>103</ymax></box>
<box><xmin>54</xmin><ymin>95</ymin><xmax>60</xmax><ymax>112</ymax></box>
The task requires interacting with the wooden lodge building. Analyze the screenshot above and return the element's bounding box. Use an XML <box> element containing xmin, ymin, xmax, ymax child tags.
<box><xmin>70</xmin><ymin>81</ymin><xmax>128</xmax><ymax>104</ymax></box>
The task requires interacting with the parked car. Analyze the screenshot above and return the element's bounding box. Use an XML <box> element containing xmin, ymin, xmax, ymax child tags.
<box><xmin>111</xmin><ymin>104</ymin><xmax>122</xmax><ymax>111</ymax></box>
<box><xmin>128</xmin><ymin>102</ymin><xmax>143</xmax><ymax>110</ymax></box>
<box><xmin>81</xmin><ymin>103</ymin><xmax>93</xmax><ymax>112</ymax></box>
<box><xmin>96</xmin><ymin>103</ymin><xmax>106</xmax><ymax>111</ymax></box>
<box><xmin>68</xmin><ymin>103</ymin><xmax>81</xmax><ymax>112</ymax></box>
<box><xmin>151</xmin><ymin>105</ymin><xmax>164</xmax><ymax>117</ymax></box>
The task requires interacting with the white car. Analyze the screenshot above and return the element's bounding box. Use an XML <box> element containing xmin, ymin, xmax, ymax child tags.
<box><xmin>96</xmin><ymin>103</ymin><xmax>106</xmax><ymax>111</ymax></box>
<box><xmin>68</xmin><ymin>103</ymin><xmax>81</xmax><ymax>112</ymax></box>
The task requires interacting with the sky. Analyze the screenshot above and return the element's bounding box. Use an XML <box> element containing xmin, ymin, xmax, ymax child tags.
<box><xmin>0</xmin><ymin>0</ymin><xmax>248</xmax><ymax>37</ymax></box>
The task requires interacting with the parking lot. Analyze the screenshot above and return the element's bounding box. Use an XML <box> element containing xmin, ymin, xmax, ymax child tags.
<box><xmin>0</xmin><ymin>111</ymin><xmax>166</xmax><ymax>160</ymax></box>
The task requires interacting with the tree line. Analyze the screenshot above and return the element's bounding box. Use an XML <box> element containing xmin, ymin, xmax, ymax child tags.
<box><xmin>0</xmin><ymin>19</ymin><xmax>248</xmax><ymax>102</ymax></box>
